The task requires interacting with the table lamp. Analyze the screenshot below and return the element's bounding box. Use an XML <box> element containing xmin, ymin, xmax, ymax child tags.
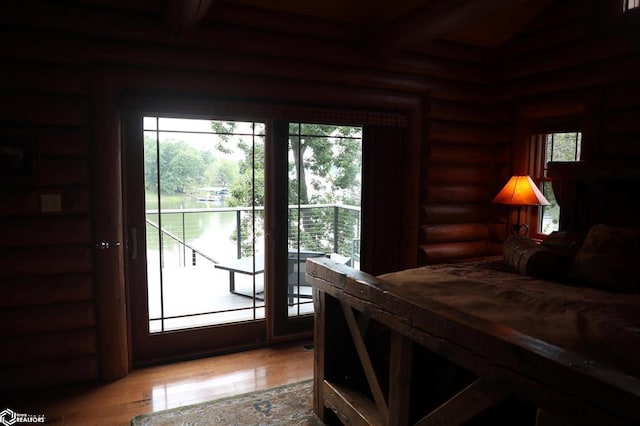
<box><xmin>492</xmin><ymin>175</ymin><xmax>550</xmax><ymax>235</ymax></box>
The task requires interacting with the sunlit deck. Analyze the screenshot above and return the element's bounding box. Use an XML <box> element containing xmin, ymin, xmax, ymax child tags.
<box><xmin>146</xmin><ymin>262</ymin><xmax>314</xmax><ymax>332</ymax></box>
<box><xmin>143</xmin><ymin>203</ymin><xmax>360</xmax><ymax>332</ymax></box>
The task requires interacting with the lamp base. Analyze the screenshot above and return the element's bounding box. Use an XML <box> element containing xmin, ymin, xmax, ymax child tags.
<box><xmin>511</xmin><ymin>223</ymin><xmax>529</xmax><ymax>236</ymax></box>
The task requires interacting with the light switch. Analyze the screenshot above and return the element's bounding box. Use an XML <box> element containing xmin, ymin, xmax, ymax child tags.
<box><xmin>41</xmin><ymin>193</ymin><xmax>62</xmax><ymax>213</ymax></box>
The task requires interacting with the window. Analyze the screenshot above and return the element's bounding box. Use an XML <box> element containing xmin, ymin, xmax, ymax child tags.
<box><xmin>624</xmin><ymin>0</ymin><xmax>639</xmax><ymax>12</ymax></box>
<box><xmin>529</xmin><ymin>131</ymin><xmax>582</xmax><ymax>236</ymax></box>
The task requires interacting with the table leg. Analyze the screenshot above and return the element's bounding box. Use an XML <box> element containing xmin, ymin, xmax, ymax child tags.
<box><xmin>229</xmin><ymin>271</ymin><xmax>235</xmax><ymax>293</ymax></box>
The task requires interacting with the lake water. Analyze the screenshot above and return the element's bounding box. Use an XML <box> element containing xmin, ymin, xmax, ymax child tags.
<box><xmin>145</xmin><ymin>193</ymin><xmax>264</xmax><ymax>267</ymax></box>
<box><xmin>145</xmin><ymin>192</ymin><xmax>359</xmax><ymax>267</ymax></box>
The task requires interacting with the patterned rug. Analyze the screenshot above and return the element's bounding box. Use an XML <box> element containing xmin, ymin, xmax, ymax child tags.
<box><xmin>131</xmin><ymin>380</ymin><xmax>325</xmax><ymax>425</ymax></box>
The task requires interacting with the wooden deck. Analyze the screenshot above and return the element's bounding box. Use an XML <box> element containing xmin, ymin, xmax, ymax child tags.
<box><xmin>146</xmin><ymin>262</ymin><xmax>313</xmax><ymax>332</ymax></box>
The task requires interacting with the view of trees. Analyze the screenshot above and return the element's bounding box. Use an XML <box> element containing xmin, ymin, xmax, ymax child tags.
<box><xmin>288</xmin><ymin>123</ymin><xmax>362</xmax><ymax>205</ymax></box>
<box><xmin>287</xmin><ymin>123</ymin><xmax>362</xmax><ymax>256</ymax></box>
<box><xmin>218</xmin><ymin>122</ymin><xmax>363</xmax><ymax>257</ymax></box>
<box><xmin>545</xmin><ymin>132</ymin><xmax>581</xmax><ymax>163</ymax></box>
<box><xmin>540</xmin><ymin>131</ymin><xmax>582</xmax><ymax>234</ymax></box>
<box><xmin>144</xmin><ymin>120</ymin><xmax>362</xmax><ymax>259</ymax></box>
<box><xmin>144</xmin><ymin>136</ymin><xmax>239</xmax><ymax>194</ymax></box>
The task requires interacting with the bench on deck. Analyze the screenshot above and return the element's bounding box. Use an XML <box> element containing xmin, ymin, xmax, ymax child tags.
<box><xmin>215</xmin><ymin>249</ymin><xmax>337</xmax><ymax>302</ymax></box>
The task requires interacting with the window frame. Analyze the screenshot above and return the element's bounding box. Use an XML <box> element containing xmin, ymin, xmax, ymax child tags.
<box><xmin>528</xmin><ymin>127</ymin><xmax>582</xmax><ymax>240</ymax></box>
<box><xmin>623</xmin><ymin>0</ymin><xmax>639</xmax><ymax>12</ymax></box>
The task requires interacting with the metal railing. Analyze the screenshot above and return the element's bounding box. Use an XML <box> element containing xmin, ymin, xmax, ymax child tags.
<box><xmin>146</xmin><ymin>204</ymin><xmax>361</xmax><ymax>268</ymax></box>
<box><xmin>145</xmin><ymin>218</ymin><xmax>219</xmax><ymax>267</ymax></box>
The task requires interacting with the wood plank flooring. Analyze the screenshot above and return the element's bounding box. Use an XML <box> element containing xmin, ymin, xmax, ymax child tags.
<box><xmin>4</xmin><ymin>341</ymin><xmax>314</xmax><ymax>425</ymax></box>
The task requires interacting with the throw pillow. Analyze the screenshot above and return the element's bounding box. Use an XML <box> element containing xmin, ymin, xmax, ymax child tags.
<box><xmin>568</xmin><ymin>225</ymin><xmax>640</xmax><ymax>293</ymax></box>
<box><xmin>540</xmin><ymin>230</ymin><xmax>585</xmax><ymax>260</ymax></box>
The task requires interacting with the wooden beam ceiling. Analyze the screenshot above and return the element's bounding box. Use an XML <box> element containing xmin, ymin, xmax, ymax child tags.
<box><xmin>165</xmin><ymin>0</ymin><xmax>215</xmax><ymax>36</ymax></box>
<box><xmin>442</xmin><ymin>0</ymin><xmax>555</xmax><ymax>47</ymax></box>
<box><xmin>67</xmin><ymin>0</ymin><xmax>553</xmax><ymax>50</ymax></box>
<box><xmin>222</xmin><ymin>0</ymin><xmax>428</xmax><ymax>24</ymax></box>
<box><xmin>370</xmin><ymin>0</ymin><xmax>537</xmax><ymax>54</ymax></box>
<box><xmin>217</xmin><ymin>0</ymin><xmax>553</xmax><ymax>52</ymax></box>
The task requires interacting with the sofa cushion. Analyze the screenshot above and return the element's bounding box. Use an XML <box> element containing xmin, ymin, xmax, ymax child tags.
<box><xmin>568</xmin><ymin>225</ymin><xmax>640</xmax><ymax>293</ymax></box>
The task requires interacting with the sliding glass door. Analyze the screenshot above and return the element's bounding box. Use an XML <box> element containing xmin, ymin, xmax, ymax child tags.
<box><xmin>124</xmin><ymin>112</ymin><xmax>362</xmax><ymax>361</ymax></box>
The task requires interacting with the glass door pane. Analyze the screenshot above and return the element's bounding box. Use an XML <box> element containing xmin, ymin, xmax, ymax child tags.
<box><xmin>287</xmin><ymin>123</ymin><xmax>362</xmax><ymax>318</ymax></box>
<box><xmin>143</xmin><ymin>117</ymin><xmax>265</xmax><ymax>332</ymax></box>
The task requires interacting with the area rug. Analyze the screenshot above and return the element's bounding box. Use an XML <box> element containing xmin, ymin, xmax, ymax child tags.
<box><xmin>131</xmin><ymin>379</ymin><xmax>325</xmax><ymax>425</ymax></box>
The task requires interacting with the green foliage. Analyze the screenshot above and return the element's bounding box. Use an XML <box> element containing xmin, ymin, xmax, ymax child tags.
<box><xmin>225</xmin><ymin>142</ymin><xmax>265</xmax><ymax>208</ymax></box>
<box><xmin>206</xmin><ymin>158</ymin><xmax>239</xmax><ymax>188</ymax></box>
<box><xmin>144</xmin><ymin>133</ymin><xmax>241</xmax><ymax>195</ymax></box>
<box><xmin>221</xmin><ymin>122</ymin><xmax>362</xmax><ymax>257</ymax></box>
<box><xmin>224</xmin><ymin>140</ymin><xmax>266</xmax><ymax>257</ymax></box>
<box><xmin>546</xmin><ymin>132</ymin><xmax>581</xmax><ymax>163</ymax></box>
<box><xmin>144</xmin><ymin>136</ymin><xmax>208</xmax><ymax>194</ymax></box>
<box><xmin>211</xmin><ymin>121</ymin><xmax>238</xmax><ymax>154</ymax></box>
<box><xmin>286</xmin><ymin>123</ymin><xmax>362</xmax><ymax>255</ymax></box>
<box><xmin>287</xmin><ymin>123</ymin><xmax>362</xmax><ymax>205</ymax></box>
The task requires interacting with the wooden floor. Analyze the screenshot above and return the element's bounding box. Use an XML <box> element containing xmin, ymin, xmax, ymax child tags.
<box><xmin>6</xmin><ymin>342</ymin><xmax>314</xmax><ymax>425</ymax></box>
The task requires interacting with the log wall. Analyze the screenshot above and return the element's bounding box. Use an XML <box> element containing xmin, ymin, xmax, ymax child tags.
<box><xmin>494</xmin><ymin>0</ymin><xmax>640</xmax><ymax>232</ymax></box>
<box><xmin>0</xmin><ymin>48</ymin><xmax>96</xmax><ymax>389</ymax></box>
<box><xmin>418</xmin><ymin>94</ymin><xmax>509</xmax><ymax>263</ymax></box>
<box><xmin>418</xmin><ymin>0</ymin><xmax>640</xmax><ymax>264</ymax></box>
<box><xmin>415</xmin><ymin>30</ymin><xmax>511</xmax><ymax>263</ymax></box>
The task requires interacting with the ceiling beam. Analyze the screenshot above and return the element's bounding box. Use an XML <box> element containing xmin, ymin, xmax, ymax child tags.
<box><xmin>165</xmin><ymin>0</ymin><xmax>215</xmax><ymax>36</ymax></box>
<box><xmin>370</xmin><ymin>0</ymin><xmax>524</xmax><ymax>54</ymax></box>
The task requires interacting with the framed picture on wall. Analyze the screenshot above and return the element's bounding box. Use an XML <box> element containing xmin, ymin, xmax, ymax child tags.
<box><xmin>0</xmin><ymin>133</ymin><xmax>37</xmax><ymax>185</ymax></box>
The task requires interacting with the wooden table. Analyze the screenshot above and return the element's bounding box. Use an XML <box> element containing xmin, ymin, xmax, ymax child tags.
<box><xmin>306</xmin><ymin>257</ymin><xmax>640</xmax><ymax>426</ymax></box>
<box><xmin>214</xmin><ymin>250</ymin><xmax>326</xmax><ymax>301</ymax></box>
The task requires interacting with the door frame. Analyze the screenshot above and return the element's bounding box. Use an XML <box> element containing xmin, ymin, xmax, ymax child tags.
<box><xmin>122</xmin><ymin>110</ymin><xmax>268</xmax><ymax>366</ymax></box>
<box><xmin>266</xmin><ymin>120</ymin><xmax>317</xmax><ymax>337</ymax></box>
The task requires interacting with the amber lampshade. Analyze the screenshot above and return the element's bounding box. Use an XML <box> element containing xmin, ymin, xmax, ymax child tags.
<box><xmin>492</xmin><ymin>175</ymin><xmax>550</xmax><ymax>206</ymax></box>
<box><xmin>493</xmin><ymin>175</ymin><xmax>550</xmax><ymax>235</ymax></box>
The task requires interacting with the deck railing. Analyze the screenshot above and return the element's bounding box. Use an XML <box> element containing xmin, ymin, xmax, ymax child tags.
<box><xmin>146</xmin><ymin>204</ymin><xmax>361</xmax><ymax>268</ymax></box>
